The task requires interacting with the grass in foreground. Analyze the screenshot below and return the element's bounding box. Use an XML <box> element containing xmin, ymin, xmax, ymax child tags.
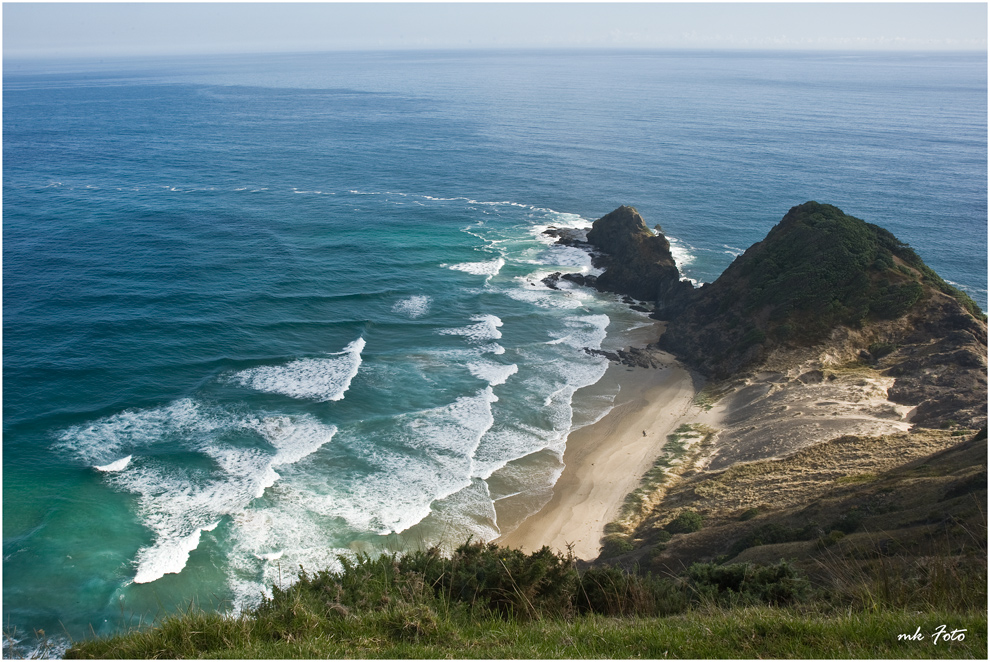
<box><xmin>57</xmin><ymin>541</ymin><xmax>987</xmax><ymax>659</ymax></box>
<box><xmin>61</xmin><ymin>606</ymin><xmax>987</xmax><ymax>659</ymax></box>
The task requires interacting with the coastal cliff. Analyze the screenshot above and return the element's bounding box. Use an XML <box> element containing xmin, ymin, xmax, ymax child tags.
<box><xmin>658</xmin><ymin>202</ymin><xmax>986</xmax><ymax>381</ymax></box>
<box><xmin>556</xmin><ymin>202</ymin><xmax>987</xmax><ymax>430</ymax></box>
<box><xmin>550</xmin><ymin>201</ymin><xmax>986</xmax><ymax>580</ymax></box>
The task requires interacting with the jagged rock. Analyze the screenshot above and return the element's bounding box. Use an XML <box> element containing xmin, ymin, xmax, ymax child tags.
<box><xmin>542</xmin><ymin>226</ymin><xmax>590</xmax><ymax>248</ymax></box>
<box><xmin>585</xmin><ymin>348</ymin><xmax>621</xmax><ymax>362</ymax></box>
<box><xmin>561</xmin><ymin>272</ymin><xmax>597</xmax><ymax>287</ymax></box>
<box><xmin>584</xmin><ymin>206</ymin><xmax>694</xmax><ymax>317</ymax></box>
<box><xmin>584</xmin><ymin>346</ymin><xmax>667</xmax><ymax>369</ymax></box>
<box><xmin>616</xmin><ymin>347</ymin><xmax>667</xmax><ymax>369</ymax></box>
<box><xmin>541</xmin><ymin>272</ymin><xmax>563</xmax><ymax>290</ymax></box>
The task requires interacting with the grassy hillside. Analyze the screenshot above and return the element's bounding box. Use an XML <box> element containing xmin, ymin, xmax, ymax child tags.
<box><xmin>595</xmin><ymin>425</ymin><xmax>986</xmax><ymax>622</ymax></box>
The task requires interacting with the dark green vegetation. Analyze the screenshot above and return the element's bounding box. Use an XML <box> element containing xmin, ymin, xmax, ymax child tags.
<box><xmin>659</xmin><ymin>201</ymin><xmax>986</xmax><ymax>378</ymax></box>
<box><xmin>730</xmin><ymin>202</ymin><xmax>982</xmax><ymax>329</ymax></box>
<box><xmin>59</xmin><ymin>539</ymin><xmax>985</xmax><ymax>659</ymax></box>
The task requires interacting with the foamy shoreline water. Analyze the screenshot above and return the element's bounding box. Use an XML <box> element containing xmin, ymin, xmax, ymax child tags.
<box><xmin>45</xmin><ymin>201</ymin><xmax>659</xmax><ymax>612</ymax></box>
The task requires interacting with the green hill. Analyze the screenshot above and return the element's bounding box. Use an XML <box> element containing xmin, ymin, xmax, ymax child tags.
<box><xmin>659</xmin><ymin>201</ymin><xmax>985</xmax><ymax>378</ymax></box>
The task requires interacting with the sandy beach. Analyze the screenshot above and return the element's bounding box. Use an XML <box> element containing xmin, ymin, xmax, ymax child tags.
<box><xmin>495</xmin><ymin>355</ymin><xmax>697</xmax><ymax>559</ymax></box>
<box><xmin>493</xmin><ymin>336</ymin><xmax>920</xmax><ymax>560</ymax></box>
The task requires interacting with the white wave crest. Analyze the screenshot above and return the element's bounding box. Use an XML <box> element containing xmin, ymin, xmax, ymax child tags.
<box><xmin>253</xmin><ymin>416</ymin><xmax>338</xmax><ymax>467</ymax></box>
<box><xmin>94</xmin><ymin>455</ymin><xmax>132</xmax><ymax>472</ymax></box>
<box><xmin>667</xmin><ymin>235</ymin><xmax>696</xmax><ymax>268</ymax></box>
<box><xmin>470</xmin><ymin>317</ymin><xmax>611</xmax><ymax>479</ymax></box>
<box><xmin>449</xmin><ymin>257</ymin><xmax>505</xmax><ymax>278</ymax></box>
<box><xmin>392</xmin><ymin>295</ymin><xmax>432</xmax><ymax>319</ymax></box>
<box><xmin>55</xmin><ymin>398</ymin><xmax>220</xmax><ymax>466</ymax></box>
<box><xmin>439</xmin><ymin>314</ymin><xmax>503</xmax><ymax>342</ymax></box>
<box><xmin>504</xmin><ymin>285</ymin><xmax>587</xmax><ymax>310</ymax></box>
<box><xmin>231</xmin><ymin>338</ymin><xmax>365</xmax><ymax>402</ymax></box>
<box><xmin>133</xmin><ymin>523</ymin><xmax>217</xmax><ymax>585</ymax></box>
<box><xmin>60</xmin><ymin>399</ymin><xmax>338</xmax><ymax>585</ymax></box>
<box><xmin>123</xmin><ymin>413</ymin><xmax>337</xmax><ymax>584</ymax></box>
<box><xmin>467</xmin><ymin>361</ymin><xmax>519</xmax><ymax>386</ymax></box>
<box><xmin>545</xmin><ymin>314</ymin><xmax>610</xmax><ymax>350</ymax></box>
<box><xmin>322</xmin><ymin>387</ymin><xmax>498</xmax><ymax>535</ymax></box>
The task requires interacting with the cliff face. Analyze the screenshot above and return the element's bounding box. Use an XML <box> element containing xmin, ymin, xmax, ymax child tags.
<box><xmin>583</xmin><ymin>206</ymin><xmax>693</xmax><ymax>317</ymax></box>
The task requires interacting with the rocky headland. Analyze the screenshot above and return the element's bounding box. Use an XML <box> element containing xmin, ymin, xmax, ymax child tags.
<box><xmin>539</xmin><ymin>201</ymin><xmax>987</xmax><ymax>574</ymax></box>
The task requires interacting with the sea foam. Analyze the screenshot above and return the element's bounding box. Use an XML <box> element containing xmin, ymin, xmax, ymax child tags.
<box><xmin>230</xmin><ymin>338</ymin><xmax>365</xmax><ymax>402</ymax></box>
<box><xmin>60</xmin><ymin>400</ymin><xmax>337</xmax><ymax>585</ymax></box>
<box><xmin>439</xmin><ymin>314</ymin><xmax>504</xmax><ymax>342</ymax></box>
<box><xmin>56</xmin><ymin>398</ymin><xmax>221</xmax><ymax>467</ymax></box>
<box><xmin>94</xmin><ymin>455</ymin><xmax>132</xmax><ymax>472</ymax></box>
<box><xmin>316</xmin><ymin>386</ymin><xmax>498</xmax><ymax>536</ymax></box>
<box><xmin>449</xmin><ymin>257</ymin><xmax>505</xmax><ymax>281</ymax></box>
<box><xmin>391</xmin><ymin>295</ymin><xmax>432</xmax><ymax>319</ymax></box>
<box><xmin>467</xmin><ymin>360</ymin><xmax>519</xmax><ymax>386</ymax></box>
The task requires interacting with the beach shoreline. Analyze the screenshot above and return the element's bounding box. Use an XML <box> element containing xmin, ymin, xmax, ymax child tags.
<box><xmin>494</xmin><ymin>351</ymin><xmax>698</xmax><ymax>560</ymax></box>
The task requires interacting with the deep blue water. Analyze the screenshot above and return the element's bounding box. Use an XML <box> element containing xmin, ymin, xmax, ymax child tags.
<box><xmin>3</xmin><ymin>49</ymin><xmax>986</xmax><ymax>649</ymax></box>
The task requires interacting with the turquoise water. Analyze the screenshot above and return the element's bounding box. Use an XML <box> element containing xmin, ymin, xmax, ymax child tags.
<box><xmin>3</xmin><ymin>50</ymin><xmax>986</xmax><ymax>647</ymax></box>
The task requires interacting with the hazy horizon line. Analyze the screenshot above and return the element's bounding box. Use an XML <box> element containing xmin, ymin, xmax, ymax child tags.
<box><xmin>6</xmin><ymin>42</ymin><xmax>987</xmax><ymax>64</ymax></box>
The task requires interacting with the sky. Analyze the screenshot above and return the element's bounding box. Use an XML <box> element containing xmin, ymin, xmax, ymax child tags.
<box><xmin>2</xmin><ymin>2</ymin><xmax>987</xmax><ymax>59</ymax></box>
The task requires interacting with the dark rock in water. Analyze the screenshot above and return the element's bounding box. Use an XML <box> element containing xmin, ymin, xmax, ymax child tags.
<box><xmin>542</xmin><ymin>272</ymin><xmax>563</xmax><ymax>290</ymax></box>
<box><xmin>561</xmin><ymin>272</ymin><xmax>598</xmax><ymax>288</ymax></box>
<box><xmin>542</xmin><ymin>226</ymin><xmax>589</xmax><ymax>248</ymax></box>
<box><xmin>585</xmin><ymin>348</ymin><xmax>621</xmax><ymax>363</ymax></box>
<box><xmin>584</xmin><ymin>206</ymin><xmax>693</xmax><ymax>317</ymax></box>
<box><xmin>584</xmin><ymin>346</ymin><xmax>667</xmax><ymax>369</ymax></box>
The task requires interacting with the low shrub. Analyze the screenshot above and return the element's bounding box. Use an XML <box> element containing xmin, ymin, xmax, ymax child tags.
<box><xmin>688</xmin><ymin>561</ymin><xmax>811</xmax><ymax>607</ymax></box>
<box><xmin>600</xmin><ymin>533</ymin><xmax>635</xmax><ymax>558</ymax></box>
<box><xmin>666</xmin><ymin>510</ymin><xmax>704</xmax><ymax>534</ymax></box>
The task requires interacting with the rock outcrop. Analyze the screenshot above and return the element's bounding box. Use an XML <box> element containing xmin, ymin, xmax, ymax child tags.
<box><xmin>565</xmin><ymin>206</ymin><xmax>693</xmax><ymax>317</ymax></box>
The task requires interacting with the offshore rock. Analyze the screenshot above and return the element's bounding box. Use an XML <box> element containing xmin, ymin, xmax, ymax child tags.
<box><xmin>584</xmin><ymin>206</ymin><xmax>693</xmax><ymax>318</ymax></box>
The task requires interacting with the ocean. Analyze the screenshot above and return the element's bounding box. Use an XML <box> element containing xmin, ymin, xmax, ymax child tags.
<box><xmin>3</xmin><ymin>49</ymin><xmax>986</xmax><ymax>647</ymax></box>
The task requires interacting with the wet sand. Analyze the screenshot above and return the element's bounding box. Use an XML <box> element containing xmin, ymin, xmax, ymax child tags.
<box><xmin>495</xmin><ymin>356</ymin><xmax>697</xmax><ymax>559</ymax></box>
